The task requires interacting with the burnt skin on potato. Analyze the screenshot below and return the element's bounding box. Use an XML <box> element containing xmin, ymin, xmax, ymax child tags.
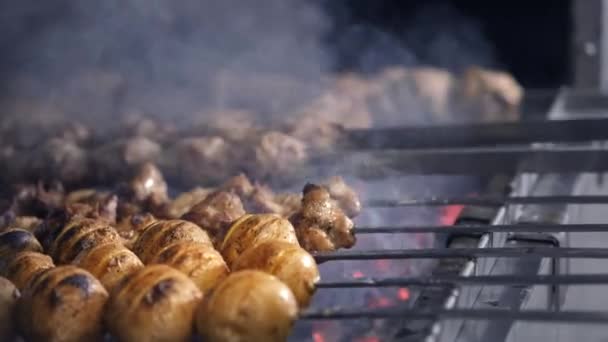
<box><xmin>131</xmin><ymin>219</ymin><xmax>212</xmax><ymax>264</ymax></box>
<box><xmin>0</xmin><ymin>277</ymin><xmax>19</xmax><ymax>341</ymax></box>
<box><xmin>105</xmin><ymin>264</ymin><xmax>203</xmax><ymax>342</ymax></box>
<box><xmin>0</xmin><ymin>228</ymin><xmax>43</xmax><ymax>270</ymax></box>
<box><xmin>49</xmin><ymin>218</ymin><xmax>122</xmax><ymax>264</ymax></box>
<box><xmin>196</xmin><ymin>270</ymin><xmax>298</xmax><ymax>342</ymax></box>
<box><xmin>221</xmin><ymin>214</ymin><xmax>299</xmax><ymax>267</ymax></box>
<box><xmin>17</xmin><ymin>266</ymin><xmax>108</xmax><ymax>342</ymax></box>
<box><xmin>72</xmin><ymin>242</ymin><xmax>143</xmax><ymax>291</ymax></box>
<box><xmin>2</xmin><ymin>251</ymin><xmax>55</xmax><ymax>290</ymax></box>
<box><xmin>232</xmin><ymin>240</ymin><xmax>319</xmax><ymax>308</ymax></box>
<box><xmin>150</xmin><ymin>241</ymin><xmax>229</xmax><ymax>294</ymax></box>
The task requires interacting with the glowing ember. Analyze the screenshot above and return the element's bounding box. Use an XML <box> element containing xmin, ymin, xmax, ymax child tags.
<box><xmin>352</xmin><ymin>271</ymin><xmax>365</xmax><ymax>279</ymax></box>
<box><xmin>398</xmin><ymin>287</ymin><xmax>410</xmax><ymax>301</ymax></box>
<box><xmin>312</xmin><ymin>331</ymin><xmax>325</xmax><ymax>342</ymax></box>
<box><xmin>439</xmin><ymin>205</ymin><xmax>465</xmax><ymax>225</ymax></box>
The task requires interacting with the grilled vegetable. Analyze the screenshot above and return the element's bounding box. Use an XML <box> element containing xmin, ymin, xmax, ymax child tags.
<box><xmin>0</xmin><ymin>277</ymin><xmax>19</xmax><ymax>341</ymax></box>
<box><xmin>73</xmin><ymin>243</ymin><xmax>143</xmax><ymax>291</ymax></box>
<box><xmin>131</xmin><ymin>219</ymin><xmax>212</xmax><ymax>263</ymax></box>
<box><xmin>105</xmin><ymin>264</ymin><xmax>203</xmax><ymax>342</ymax></box>
<box><xmin>150</xmin><ymin>241</ymin><xmax>229</xmax><ymax>294</ymax></box>
<box><xmin>49</xmin><ymin>218</ymin><xmax>121</xmax><ymax>264</ymax></box>
<box><xmin>17</xmin><ymin>266</ymin><xmax>108</xmax><ymax>342</ymax></box>
<box><xmin>232</xmin><ymin>240</ymin><xmax>319</xmax><ymax>308</ymax></box>
<box><xmin>196</xmin><ymin>270</ymin><xmax>298</xmax><ymax>342</ymax></box>
<box><xmin>0</xmin><ymin>228</ymin><xmax>43</xmax><ymax>270</ymax></box>
<box><xmin>221</xmin><ymin>214</ymin><xmax>299</xmax><ymax>266</ymax></box>
<box><xmin>2</xmin><ymin>251</ymin><xmax>54</xmax><ymax>290</ymax></box>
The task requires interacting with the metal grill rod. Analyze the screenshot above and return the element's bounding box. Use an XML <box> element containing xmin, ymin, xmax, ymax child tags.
<box><xmin>365</xmin><ymin>195</ymin><xmax>608</xmax><ymax>207</ymax></box>
<box><xmin>317</xmin><ymin>274</ymin><xmax>608</xmax><ymax>288</ymax></box>
<box><xmin>300</xmin><ymin>308</ymin><xmax>608</xmax><ymax>323</ymax></box>
<box><xmin>347</xmin><ymin>117</ymin><xmax>608</xmax><ymax>149</ymax></box>
<box><xmin>355</xmin><ymin>223</ymin><xmax>608</xmax><ymax>234</ymax></box>
<box><xmin>314</xmin><ymin>247</ymin><xmax>608</xmax><ymax>263</ymax></box>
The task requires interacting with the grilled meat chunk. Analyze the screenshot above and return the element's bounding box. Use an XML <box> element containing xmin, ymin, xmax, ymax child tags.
<box><xmin>129</xmin><ymin>162</ymin><xmax>169</xmax><ymax>209</ymax></box>
<box><xmin>159</xmin><ymin>187</ymin><xmax>212</xmax><ymax>219</ymax></box>
<box><xmin>290</xmin><ymin>183</ymin><xmax>356</xmax><ymax>252</ymax></box>
<box><xmin>253</xmin><ymin>131</ymin><xmax>308</xmax><ymax>182</ymax></box>
<box><xmin>181</xmin><ymin>191</ymin><xmax>245</xmax><ymax>246</ymax></box>
<box><xmin>323</xmin><ymin>176</ymin><xmax>361</xmax><ymax>218</ymax></box>
<box><xmin>91</xmin><ymin>136</ymin><xmax>162</xmax><ymax>182</ymax></box>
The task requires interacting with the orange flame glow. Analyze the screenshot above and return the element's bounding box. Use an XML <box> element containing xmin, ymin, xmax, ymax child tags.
<box><xmin>439</xmin><ymin>205</ymin><xmax>464</xmax><ymax>225</ymax></box>
<box><xmin>398</xmin><ymin>287</ymin><xmax>410</xmax><ymax>301</ymax></box>
<box><xmin>312</xmin><ymin>331</ymin><xmax>325</xmax><ymax>342</ymax></box>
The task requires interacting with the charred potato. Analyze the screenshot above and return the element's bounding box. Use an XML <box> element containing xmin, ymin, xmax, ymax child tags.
<box><xmin>196</xmin><ymin>270</ymin><xmax>298</xmax><ymax>342</ymax></box>
<box><xmin>0</xmin><ymin>277</ymin><xmax>19</xmax><ymax>341</ymax></box>
<box><xmin>50</xmin><ymin>218</ymin><xmax>121</xmax><ymax>264</ymax></box>
<box><xmin>105</xmin><ymin>264</ymin><xmax>203</xmax><ymax>342</ymax></box>
<box><xmin>73</xmin><ymin>243</ymin><xmax>144</xmax><ymax>291</ymax></box>
<box><xmin>150</xmin><ymin>241</ymin><xmax>229</xmax><ymax>294</ymax></box>
<box><xmin>3</xmin><ymin>251</ymin><xmax>54</xmax><ymax>290</ymax></box>
<box><xmin>132</xmin><ymin>219</ymin><xmax>212</xmax><ymax>263</ymax></box>
<box><xmin>0</xmin><ymin>228</ymin><xmax>43</xmax><ymax>269</ymax></box>
<box><xmin>17</xmin><ymin>266</ymin><xmax>108</xmax><ymax>342</ymax></box>
<box><xmin>221</xmin><ymin>214</ymin><xmax>299</xmax><ymax>266</ymax></box>
<box><xmin>232</xmin><ymin>240</ymin><xmax>319</xmax><ymax>308</ymax></box>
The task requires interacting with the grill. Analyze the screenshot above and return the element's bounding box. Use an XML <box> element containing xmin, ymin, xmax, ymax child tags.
<box><xmin>291</xmin><ymin>88</ymin><xmax>608</xmax><ymax>342</ymax></box>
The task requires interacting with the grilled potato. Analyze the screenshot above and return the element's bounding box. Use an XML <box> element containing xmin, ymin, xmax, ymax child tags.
<box><xmin>49</xmin><ymin>218</ymin><xmax>121</xmax><ymax>264</ymax></box>
<box><xmin>0</xmin><ymin>228</ymin><xmax>43</xmax><ymax>269</ymax></box>
<box><xmin>196</xmin><ymin>270</ymin><xmax>298</xmax><ymax>342</ymax></box>
<box><xmin>2</xmin><ymin>251</ymin><xmax>54</xmax><ymax>290</ymax></box>
<box><xmin>221</xmin><ymin>214</ymin><xmax>299</xmax><ymax>266</ymax></box>
<box><xmin>131</xmin><ymin>219</ymin><xmax>212</xmax><ymax>263</ymax></box>
<box><xmin>232</xmin><ymin>240</ymin><xmax>319</xmax><ymax>308</ymax></box>
<box><xmin>0</xmin><ymin>277</ymin><xmax>19</xmax><ymax>341</ymax></box>
<box><xmin>150</xmin><ymin>241</ymin><xmax>229</xmax><ymax>294</ymax></box>
<box><xmin>17</xmin><ymin>266</ymin><xmax>108</xmax><ymax>342</ymax></box>
<box><xmin>73</xmin><ymin>243</ymin><xmax>143</xmax><ymax>291</ymax></box>
<box><xmin>105</xmin><ymin>264</ymin><xmax>203</xmax><ymax>342</ymax></box>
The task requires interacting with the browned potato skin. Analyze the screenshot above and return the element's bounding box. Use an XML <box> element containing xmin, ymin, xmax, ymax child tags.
<box><xmin>0</xmin><ymin>277</ymin><xmax>19</xmax><ymax>341</ymax></box>
<box><xmin>196</xmin><ymin>270</ymin><xmax>298</xmax><ymax>342</ymax></box>
<box><xmin>73</xmin><ymin>243</ymin><xmax>143</xmax><ymax>291</ymax></box>
<box><xmin>221</xmin><ymin>214</ymin><xmax>299</xmax><ymax>267</ymax></box>
<box><xmin>150</xmin><ymin>241</ymin><xmax>229</xmax><ymax>294</ymax></box>
<box><xmin>0</xmin><ymin>228</ymin><xmax>43</xmax><ymax>270</ymax></box>
<box><xmin>105</xmin><ymin>264</ymin><xmax>203</xmax><ymax>342</ymax></box>
<box><xmin>232</xmin><ymin>240</ymin><xmax>319</xmax><ymax>308</ymax></box>
<box><xmin>132</xmin><ymin>220</ymin><xmax>212</xmax><ymax>264</ymax></box>
<box><xmin>53</xmin><ymin>223</ymin><xmax>122</xmax><ymax>264</ymax></box>
<box><xmin>47</xmin><ymin>218</ymin><xmax>109</xmax><ymax>260</ymax></box>
<box><xmin>17</xmin><ymin>266</ymin><xmax>108</xmax><ymax>342</ymax></box>
<box><xmin>2</xmin><ymin>251</ymin><xmax>55</xmax><ymax>290</ymax></box>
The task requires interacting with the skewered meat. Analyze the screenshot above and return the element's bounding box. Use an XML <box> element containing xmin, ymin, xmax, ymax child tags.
<box><xmin>456</xmin><ymin>66</ymin><xmax>523</xmax><ymax>123</ymax></box>
<box><xmin>219</xmin><ymin>173</ymin><xmax>255</xmax><ymax>198</ymax></box>
<box><xmin>221</xmin><ymin>214</ymin><xmax>299</xmax><ymax>267</ymax></box>
<box><xmin>105</xmin><ymin>264</ymin><xmax>203</xmax><ymax>342</ymax></box>
<box><xmin>196</xmin><ymin>270</ymin><xmax>298</xmax><ymax>342</ymax></box>
<box><xmin>128</xmin><ymin>162</ymin><xmax>169</xmax><ymax>208</ymax></box>
<box><xmin>8</xmin><ymin>181</ymin><xmax>65</xmax><ymax>218</ymax></box>
<box><xmin>192</xmin><ymin>109</ymin><xmax>259</xmax><ymax>143</ymax></box>
<box><xmin>181</xmin><ymin>191</ymin><xmax>246</xmax><ymax>246</ymax></box>
<box><xmin>115</xmin><ymin>212</ymin><xmax>157</xmax><ymax>248</ymax></box>
<box><xmin>131</xmin><ymin>219</ymin><xmax>212</xmax><ymax>263</ymax></box>
<box><xmin>409</xmin><ymin>67</ymin><xmax>455</xmax><ymax>118</ymax></box>
<box><xmin>65</xmin><ymin>191</ymin><xmax>118</xmax><ymax>224</ymax></box>
<box><xmin>323</xmin><ymin>176</ymin><xmax>361</xmax><ymax>218</ymax></box>
<box><xmin>121</xmin><ymin>112</ymin><xmax>177</xmax><ymax>143</ymax></box>
<box><xmin>27</xmin><ymin>137</ymin><xmax>90</xmax><ymax>185</ymax></box>
<box><xmin>48</xmin><ymin>218</ymin><xmax>121</xmax><ymax>264</ymax></box>
<box><xmin>290</xmin><ymin>183</ymin><xmax>356</xmax><ymax>252</ymax></box>
<box><xmin>162</xmin><ymin>136</ymin><xmax>236</xmax><ymax>185</ymax></box>
<box><xmin>17</xmin><ymin>266</ymin><xmax>108</xmax><ymax>342</ymax></box>
<box><xmin>150</xmin><ymin>241</ymin><xmax>229</xmax><ymax>294</ymax></box>
<box><xmin>0</xmin><ymin>277</ymin><xmax>19</xmax><ymax>341</ymax></box>
<box><xmin>0</xmin><ymin>228</ymin><xmax>43</xmax><ymax>270</ymax></box>
<box><xmin>91</xmin><ymin>136</ymin><xmax>162</xmax><ymax>182</ymax></box>
<box><xmin>232</xmin><ymin>240</ymin><xmax>319</xmax><ymax>308</ymax></box>
<box><xmin>2</xmin><ymin>251</ymin><xmax>55</xmax><ymax>290</ymax></box>
<box><xmin>283</xmin><ymin>115</ymin><xmax>345</xmax><ymax>153</ymax></box>
<box><xmin>252</xmin><ymin>131</ymin><xmax>308</xmax><ymax>182</ymax></box>
<box><xmin>72</xmin><ymin>242</ymin><xmax>143</xmax><ymax>291</ymax></box>
<box><xmin>159</xmin><ymin>187</ymin><xmax>213</xmax><ymax>219</ymax></box>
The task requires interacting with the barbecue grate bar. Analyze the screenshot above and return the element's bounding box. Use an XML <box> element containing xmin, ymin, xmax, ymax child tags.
<box><xmin>365</xmin><ymin>195</ymin><xmax>608</xmax><ymax>207</ymax></box>
<box><xmin>355</xmin><ymin>223</ymin><xmax>608</xmax><ymax>234</ymax></box>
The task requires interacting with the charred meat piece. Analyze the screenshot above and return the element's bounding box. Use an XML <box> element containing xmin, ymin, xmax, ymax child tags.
<box><xmin>283</xmin><ymin>116</ymin><xmax>345</xmax><ymax>154</ymax></box>
<box><xmin>8</xmin><ymin>182</ymin><xmax>65</xmax><ymax>218</ymax></box>
<box><xmin>158</xmin><ymin>187</ymin><xmax>212</xmax><ymax>219</ymax></box>
<box><xmin>323</xmin><ymin>176</ymin><xmax>361</xmax><ymax>218</ymax></box>
<box><xmin>121</xmin><ymin>113</ymin><xmax>177</xmax><ymax>143</ymax></box>
<box><xmin>27</xmin><ymin>138</ymin><xmax>89</xmax><ymax>185</ymax></box>
<box><xmin>129</xmin><ymin>163</ymin><xmax>169</xmax><ymax>209</ymax></box>
<box><xmin>290</xmin><ymin>184</ymin><xmax>355</xmax><ymax>252</ymax></box>
<box><xmin>65</xmin><ymin>192</ymin><xmax>118</xmax><ymax>224</ymax></box>
<box><xmin>91</xmin><ymin>137</ymin><xmax>162</xmax><ymax>183</ymax></box>
<box><xmin>181</xmin><ymin>191</ymin><xmax>245</xmax><ymax>246</ymax></box>
<box><xmin>252</xmin><ymin>131</ymin><xmax>308</xmax><ymax>182</ymax></box>
<box><xmin>218</xmin><ymin>173</ymin><xmax>254</xmax><ymax>198</ymax></box>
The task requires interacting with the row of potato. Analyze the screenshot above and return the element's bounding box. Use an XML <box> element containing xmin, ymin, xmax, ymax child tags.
<box><xmin>0</xmin><ymin>213</ymin><xmax>319</xmax><ymax>342</ymax></box>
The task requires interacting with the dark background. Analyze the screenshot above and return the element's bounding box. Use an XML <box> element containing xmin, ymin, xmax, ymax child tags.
<box><xmin>326</xmin><ymin>0</ymin><xmax>572</xmax><ymax>88</ymax></box>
